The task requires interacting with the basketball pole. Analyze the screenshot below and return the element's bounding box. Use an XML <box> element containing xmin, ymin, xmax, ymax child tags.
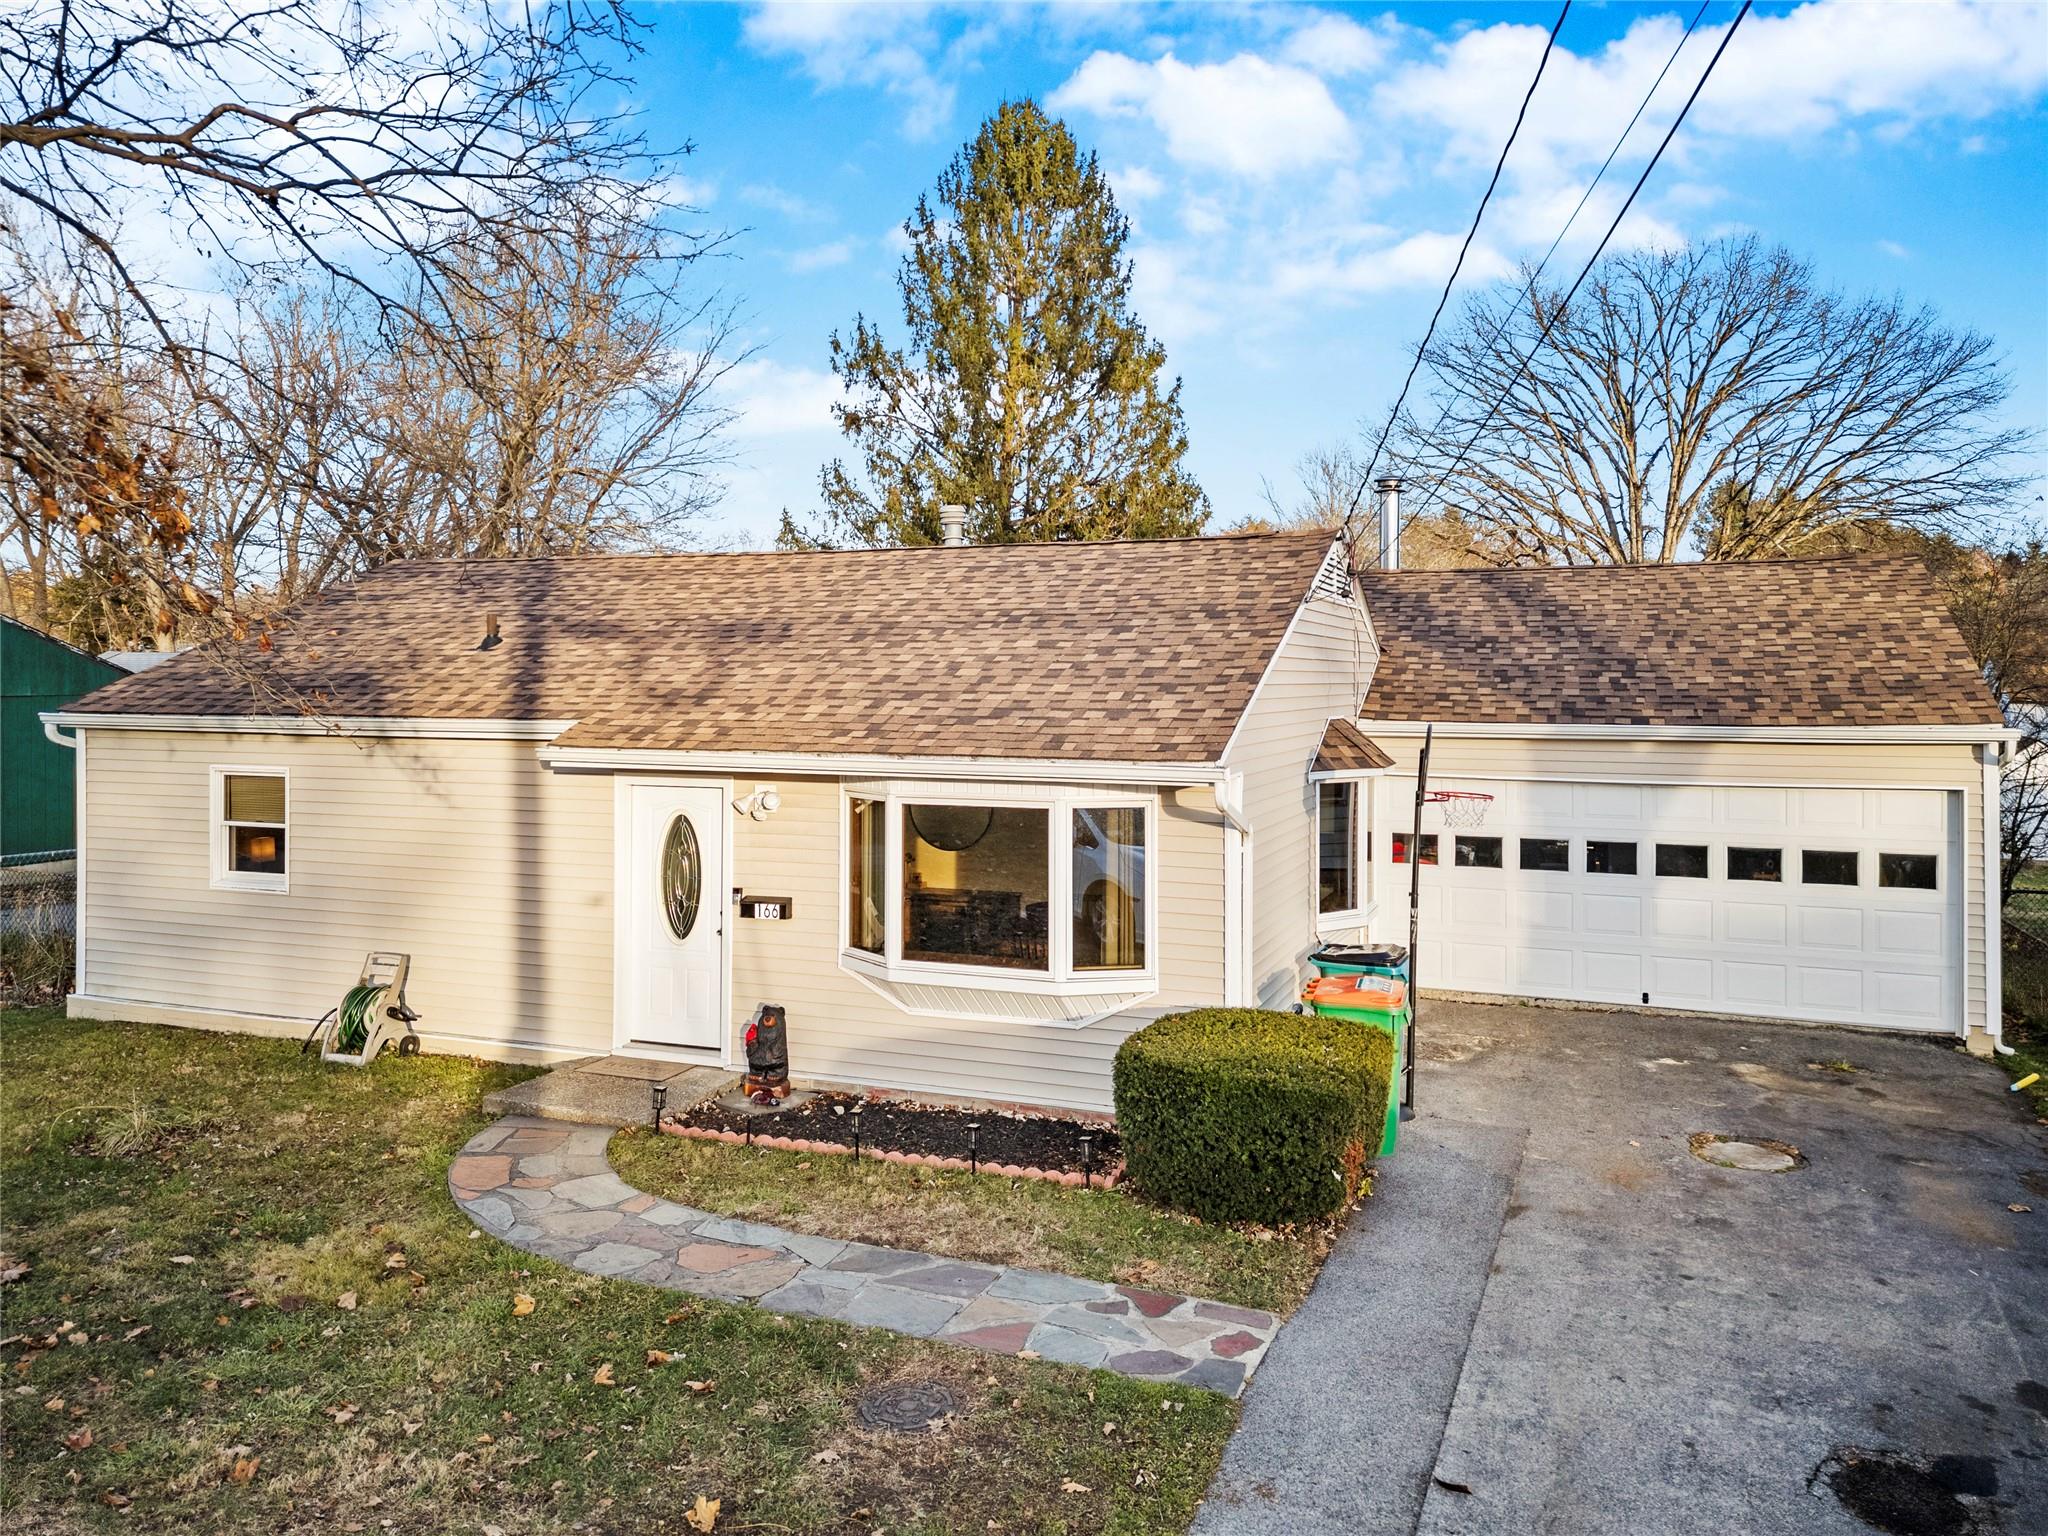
<box><xmin>1404</xmin><ymin>723</ymin><xmax>1433</xmax><ymax>1120</ymax></box>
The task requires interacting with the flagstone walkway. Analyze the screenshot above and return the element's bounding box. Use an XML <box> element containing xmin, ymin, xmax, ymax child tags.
<box><xmin>450</xmin><ymin>1115</ymin><xmax>1278</xmax><ymax>1398</ymax></box>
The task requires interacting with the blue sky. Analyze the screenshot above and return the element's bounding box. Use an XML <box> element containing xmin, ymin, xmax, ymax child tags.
<box><xmin>636</xmin><ymin>1</ymin><xmax>2048</xmax><ymax>548</ymax></box>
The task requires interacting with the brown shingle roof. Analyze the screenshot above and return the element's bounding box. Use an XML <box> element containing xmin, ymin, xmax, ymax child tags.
<box><xmin>69</xmin><ymin>532</ymin><xmax>1340</xmax><ymax>763</ymax></box>
<box><xmin>1313</xmin><ymin>718</ymin><xmax>1393</xmax><ymax>772</ymax></box>
<box><xmin>1359</xmin><ymin>554</ymin><xmax>2004</xmax><ymax>729</ymax></box>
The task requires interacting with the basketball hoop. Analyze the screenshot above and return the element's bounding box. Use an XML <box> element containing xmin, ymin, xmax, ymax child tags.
<box><xmin>1425</xmin><ymin>789</ymin><xmax>1493</xmax><ymax>829</ymax></box>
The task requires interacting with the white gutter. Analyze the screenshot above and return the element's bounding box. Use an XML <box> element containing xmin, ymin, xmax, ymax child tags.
<box><xmin>43</xmin><ymin>712</ymin><xmax>576</xmax><ymax>740</ymax></box>
<box><xmin>1359</xmin><ymin>719</ymin><xmax>2019</xmax><ymax>747</ymax></box>
<box><xmin>538</xmin><ymin>744</ymin><xmax>1229</xmax><ymax>787</ymax></box>
<box><xmin>41</xmin><ymin>716</ymin><xmax>79</xmax><ymax>750</ymax></box>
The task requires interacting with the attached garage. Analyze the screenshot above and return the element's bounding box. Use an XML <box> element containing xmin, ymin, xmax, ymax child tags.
<box><xmin>1379</xmin><ymin>774</ymin><xmax>1962</xmax><ymax>1033</ymax></box>
<box><xmin>1349</xmin><ymin>556</ymin><xmax>2016</xmax><ymax>1052</ymax></box>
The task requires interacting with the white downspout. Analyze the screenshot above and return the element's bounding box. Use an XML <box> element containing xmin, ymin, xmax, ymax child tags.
<box><xmin>1216</xmin><ymin>771</ymin><xmax>1252</xmax><ymax>1007</ymax></box>
<box><xmin>1983</xmin><ymin>742</ymin><xmax>2012</xmax><ymax>1054</ymax></box>
<box><xmin>40</xmin><ymin>714</ymin><xmax>84</xmax><ymax>1002</ymax></box>
<box><xmin>43</xmin><ymin>717</ymin><xmax>79</xmax><ymax>750</ymax></box>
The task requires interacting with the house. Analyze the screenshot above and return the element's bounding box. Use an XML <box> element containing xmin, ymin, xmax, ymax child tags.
<box><xmin>2</xmin><ymin>617</ymin><xmax>125</xmax><ymax>863</ymax></box>
<box><xmin>41</xmin><ymin>530</ymin><xmax>2015</xmax><ymax>1114</ymax></box>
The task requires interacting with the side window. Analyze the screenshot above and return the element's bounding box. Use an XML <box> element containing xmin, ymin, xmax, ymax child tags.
<box><xmin>1655</xmin><ymin>843</ymin><xmax>1709</xmax><ymax>879</ymax></box>
<box><xmin>1317</xmin><ymin>782</ymin><xmax>1358</xmax><ymax>914</ymax></box>
<box><xmin>214</xmin><ymin>770</ymin><xmax>288</xmax><ymax>891</ymax></box>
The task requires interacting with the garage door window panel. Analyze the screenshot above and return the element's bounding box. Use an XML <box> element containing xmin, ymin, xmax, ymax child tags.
<box><xmin>1586</xmin><ymin>840</ymin><xmax>1638</xmax><ymax>875</ymax></box>
<box><xmin>1801</xmin><ymin>850</ymin><xmax>1859</xmax><ymax>886</ymax></box>
<box><xmin>1728</xmin><ymin>847</ymin><xmax>1783</xmax><ymax>882</ymax></box>
<box><xmin>1656</xmin><ymin>844</ymin><xmax>1710</xmax><ymax>879</ymax></box>
<box><xmin>1392</xmin><ymin>832</ymin><xmax>1438</xmax><ymax>866</ymax></box>
<box><xmin>1455</xmin><ymin>836</ymin><xmax>1502</xmax><ymax>869</ymax></box>
<box><xmin>1519</xmin><ymin>838</ymin><xmax>1569</xmax><ymax>873</ymax></box>
<box><xmin>1878</xmin><ymin>853</ymin><xmax>1938</xmax><ymax>890</ymax></box>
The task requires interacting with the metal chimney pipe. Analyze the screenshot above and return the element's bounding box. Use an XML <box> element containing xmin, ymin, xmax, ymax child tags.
<box><xmin>939</xmin><ymin>503</ymin><xmax>968</xmax><ymax>547</ymax></box>
<box><xmin>1375</xmin><ymin>477</ymin><xmax>1403</xmax><ymax>571</ymax></box>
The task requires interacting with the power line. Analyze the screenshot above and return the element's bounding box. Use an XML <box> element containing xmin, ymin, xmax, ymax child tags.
<box><xmin>1336</xmin><ymin>0</ymin><xmax>1572</xmax><ymax>540</ymax></box>
<box><xmin>1396</xmin><ymin>0</ymin><xmax>1754</xmax><ymax>547</ymax></box>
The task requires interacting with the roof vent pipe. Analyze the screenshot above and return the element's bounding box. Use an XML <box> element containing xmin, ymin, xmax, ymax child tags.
<box><xmin>1375</xmin><ymin>477</ymin><xmax>1402</xmax><ymax>571</ymax></box>
<box><xmin>939</xmin><ymin>503</ymin><xmax>968</xmax><ymax>547</ymax></box>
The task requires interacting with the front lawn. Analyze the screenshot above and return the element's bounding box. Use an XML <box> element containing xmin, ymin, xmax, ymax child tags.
<box><xmin>613</xmin><ymin>1128</ymin><xmax>1340</xmax><ymax>1318</ymax></box>
<box><xmin>0</xmin><ymin>1010</ymin><xmax>1236</xmax><ymax>1534</ymax></box>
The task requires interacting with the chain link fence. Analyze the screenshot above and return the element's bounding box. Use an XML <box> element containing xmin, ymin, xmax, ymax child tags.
<box><xmin>2008</xmin><ymin>886</ymin><xmax>2048</xmax><ymax>1030</ymax></box>
<box><xmin>1</xmin><ymin>865</ymin><xmax>75</xmax><ymax>1009</ymax></box>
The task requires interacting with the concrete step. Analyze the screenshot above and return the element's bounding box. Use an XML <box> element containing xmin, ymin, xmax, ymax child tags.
<box><xmin>482</xmin><ymin>1059</ymin><xmax>738</xmax><ymax>1129</ymax></box>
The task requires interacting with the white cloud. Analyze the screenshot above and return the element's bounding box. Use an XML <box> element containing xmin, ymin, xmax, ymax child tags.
<box><xmin>742</xmin><ymin>1</ymin><xmax>955</xmax><ymax>139</ymax></box>
<box><xmin>787</xmin><ymin>238</ymin><xmax>858</xmax><ymax>273</ymax></box>
<box><xmin>1110</xmin><ymin>164</ymin><xmax>1166</xmax><ymax>203</ymax></box>
<box><xmin>1050</xmin><ymin>49</ymin><xmax>1355</xmax><ymax>177</ymax></box>
<box><xmin>739</xmin><ymin>182</ymin><xmax>825</xmax><ymax>221</ymax></box>
<box><xmin>1876</xmin><ymin>238</ymin><xmax>1913</xmax><ymax>260</ymax></box>
<box><xmin>1281</xmin><ymin>13</ymin><xmax>1393</xmax><ymax>79</ymax></box>
<box><xmin>1273</xmin><ymin>228</ymin><xmax>1514</xmax><ymax>300</ymax></box>
<box><xmin>721</xmin><ymin>358</ymin><xmax>846</xmax><ymax>440</ymax></box>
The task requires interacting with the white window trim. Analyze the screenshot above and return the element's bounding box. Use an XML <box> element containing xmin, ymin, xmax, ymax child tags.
<box><xmin>838</xmin><ymin>781</ymin><xmax>1160</xmax><ymax>998</ymax></box>
<box><xmin>209</xmin><ymin>764</ymin><xmax>289</xmax><ymax>894</ymax></box>
<box><xmin>1314</xmin><ymin>778</ymin><xmax>1375</xmax><ymax>937</ymax></box>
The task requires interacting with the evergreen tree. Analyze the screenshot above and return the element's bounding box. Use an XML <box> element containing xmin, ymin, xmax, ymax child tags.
<box><xmin>784</xmin><ymin>99</ymin><xmax>1208</xmax><ymax>548</ymax></box>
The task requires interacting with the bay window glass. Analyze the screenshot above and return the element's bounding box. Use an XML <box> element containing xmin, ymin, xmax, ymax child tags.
<box><xmin>1318</xmin><ymin>782</ymin><xmax>1357</xmax><ymax>913</ymax></box>
<box><xmin>902</xmin><ymin>805</ymin><xmax>1049</xmax><ymax>969</ymax></box>
<box><xmin>1073</xmin><ymin>808</ymin><xmax>1147</xmax><ymax>970</ymax></box>
<box><xmin>847</xmin><ymin>798</ymin><xmax>885</xmax><ymax>953</ymax></box>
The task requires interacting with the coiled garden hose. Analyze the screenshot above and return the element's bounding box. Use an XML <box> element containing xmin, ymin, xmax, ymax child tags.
<box><xmin>335</xmin><ymin>983</ymin><xmax>385</xmax><ymax>1056</ymax></box>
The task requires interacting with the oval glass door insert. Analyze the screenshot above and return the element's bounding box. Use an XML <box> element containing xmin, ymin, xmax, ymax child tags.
<box><xmin>661</xmin><ymin>814</ymin><xmax>702</xmax><ymax>940</ymax></box>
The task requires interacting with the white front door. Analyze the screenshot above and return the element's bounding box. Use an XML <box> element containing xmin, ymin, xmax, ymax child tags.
<box><xmin>617</xmin><ymin>781</ymin><xmax>726</xmax><ymax>1054</ymax></box>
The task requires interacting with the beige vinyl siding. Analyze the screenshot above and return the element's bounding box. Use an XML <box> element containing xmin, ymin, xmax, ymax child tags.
<box><xmin>1224</xmin><ymin>596</ymin><xmax>1378</xmax><ymax>1009</ymax></box>
<box><xmin>75</xmin><ymin>729</ymin><xmax>614</xmax><ymax>1058</ymax></box>
<box><xmin>728</xmin><ymin>778</ymin><xmax>1226</xmax><ymax>1114</ymax></box>
<box><xmin>1361</xmin><ymin>734</ymin><xmax>1989</xmax><ymax>1035</ymax></box>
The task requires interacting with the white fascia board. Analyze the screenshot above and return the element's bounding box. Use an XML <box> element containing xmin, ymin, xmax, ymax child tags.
<box><xmin>44</xmin><ymin>712</ymin><xmax>576</xmax><ymax>741</ymax></box>
<box><xmin>1307</xmin><ymin>766</ymin><xmax>1390</xmax><ymax>783</ymax></box>
<box><xmin>538</xmin><ymin>744</ymin><xmax>1227</xmax><ymax>787</ymax></box>
<box><xmin>1357</xmin><ymin>719</ymin><xmax>2019</xmax><ymax>747</ymax></box>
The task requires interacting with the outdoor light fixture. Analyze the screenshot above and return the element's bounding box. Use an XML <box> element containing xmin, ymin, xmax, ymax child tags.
<box><xmin>652</xmin><ymin>1083</ymin><xmax>668</xmax><ymax>1129</ymax></box>
<box><xmin>732</xmin><ymin>785</ymin><xmax>782</xmax><ymax>821</ymax></box>
<box><xmin>967</xmin><ymin>1120</ymin><xmax>981</xmax><ymax>1177</ymax></box>
<box><xmin>849</xmin><ymin>1101</ymin><xmax>863</xmax><ymax>1163</ymax></box>
<box><xmin>1079</xmin><ymin>1131</ymin><xmax>1095</xmax><ymax>1191</ymax></box>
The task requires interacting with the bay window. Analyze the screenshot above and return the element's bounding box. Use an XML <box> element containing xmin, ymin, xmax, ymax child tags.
<box><xmin>842</xmin><ymin>787</ymin><xmax>1154</xmax><ymax>985</ymax></box>
<box><xmin>1315</xmin><ymin>778</ymin><xmax>1374</xmax><ymax>927</ymax></box>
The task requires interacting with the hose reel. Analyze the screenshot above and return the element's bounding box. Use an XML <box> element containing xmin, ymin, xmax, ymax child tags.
<box><xmin>302</xmin><ymin>952</ymin><xmax>421</xmax><ymax>1066</ymax></box>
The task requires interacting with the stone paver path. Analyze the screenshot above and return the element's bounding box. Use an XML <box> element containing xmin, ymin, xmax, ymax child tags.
<box><xmin>451</xmin><ymin>1116</ymin><xmax>1277</xmax><ymax>1397</ymax></box>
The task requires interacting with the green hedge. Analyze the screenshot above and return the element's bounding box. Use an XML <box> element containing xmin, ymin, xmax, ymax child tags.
<box><xmin>1112</xmin><ymin>1009</ymin><xmax>1395</xmax><ymax>1226</ymax></box>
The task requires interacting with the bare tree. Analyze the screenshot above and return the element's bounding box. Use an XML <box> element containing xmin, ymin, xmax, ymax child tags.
<box><xmin>1395</xmin><ymin>238</ymin><xmax>2033</xmax><ymax>565</ymax></box>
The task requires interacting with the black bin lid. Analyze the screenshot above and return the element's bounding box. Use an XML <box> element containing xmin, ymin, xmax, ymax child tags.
<box><xmin>1311</xmin><ymin>942</ymin><xmax>1410</xmax><ymax>967</ymax></box>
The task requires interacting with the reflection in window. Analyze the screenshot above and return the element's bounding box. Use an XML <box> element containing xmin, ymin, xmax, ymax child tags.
<box><xmin>1455</xmin><ymin>836</ymin><xmax>1502</xmax><ymax>869</ymax></box>
<box><xmin>1879</xmin><ymin>853</ymin><xmax>1938</xmax><ymax>890</ymax></box>
<box><xmin>1318</xmin><ymin>783</ymin><xmax>1357</xmax><ymax>913</ymax></box>
<box><xmin>1520</xmin><ymin>838</ymin><xmax>1569</xmax><ymax>872</ymax></box>
<box><xmin>902</xmin><ymin>805</ymin><xmax>1049</xmax><ymax>969</ymax></box>
<box><xmin>1586</xmin><ymin>840</ymin><xmax>1638</xmax><ymax>875</ymax></box>
<box><xmin>1656</xmin><ymin>844</ymin><xmax>1709</xmax><ymax>878</ymax></box>
<box><xmin>848</xmin><ymin>798</ymin><xmax>885</xmax><ymax>953</ymax></box>
<box><xmin>1802</xmin><ymin>850</ymin><xmax>1858</xmax><ymax>886</ymax></box>
<box><xmin>1392</xmin><ymin>832</ymin><xmax>1438</xmax><ymax>865</ymax></box>
<box><xmin>1073</xmin><ymin>808</ymin><xmax>1147</xmax><ymax>970</ymax></box>
<box><xmin>1728</xmin><ymin>847</ymin><xmax>1783</xmax><ymax>882</ymax></box>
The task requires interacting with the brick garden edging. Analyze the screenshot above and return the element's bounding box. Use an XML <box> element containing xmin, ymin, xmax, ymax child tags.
<box><xmin>451</xmin><ymin>1115</ymin><xmax>1274</xmax><ymax>1397</ymax></box>
<box><xmin>660</xmin><ymin>1119</ymin><xmax>1125</xmax><ymax>1189</ymax></box>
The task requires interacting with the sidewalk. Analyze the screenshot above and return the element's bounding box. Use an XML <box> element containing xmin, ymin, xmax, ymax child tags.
<box><xmin>451</xmin><ymin>1115</ymin><xmax>1280</xmax><ymax>1397</ymax></box>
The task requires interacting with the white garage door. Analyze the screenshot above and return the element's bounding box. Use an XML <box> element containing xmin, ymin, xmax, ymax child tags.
<box><xmin>1383</xmin><ymin>779</ymin><xmax>1963</xmax><ymax>1033</ymax></box>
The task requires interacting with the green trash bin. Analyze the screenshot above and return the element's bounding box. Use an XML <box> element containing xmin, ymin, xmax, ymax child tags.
<box><xmin>1307</xmin><ymin>943</ymin><xmax>1409</xmax><ymax>981</ymax></box>
<box><xmin>1301</xmin><ymin>973</ymin><xmax>1407</xmax><ymax>1158</ymax></box>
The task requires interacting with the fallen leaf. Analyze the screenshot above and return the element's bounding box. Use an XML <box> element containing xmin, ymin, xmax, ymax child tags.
<box><xmin>1061</xmin><ymin>1479</ymin><xmax>1091</xmax><ymax>1494</ymax></box>
<box><xmin>383</xmin><ymin>1252</ymin><xmax>407</xmax><ymax>1270</ymax></box>
<box><xmin>64</xmin><ymin>1427</ymin><xmax>93</xmax><ymax>1451</ymax></box>
<box><xmin>811</xmin><ymin>1448</ymin><xmax>841</xmax><ymax>1464</ymax></box>
<box><xmin>66</xmin><ymin>1331</ymin><xmax>87</xmax><ymax>1346</ymax></box>
<box><xmin>2012</xmin><ymin>1204</ymin><xmax>2033</xmax><ymax>1214</ymax></box>
<box><xmin>1016</xmin><ymin>1350</ymin><xmax>1041</xmax><ymax>1361</ymax></box>
<box><xmin>122</xmin><ymin>1326</ymin><xmax>150</xmax><ymax>1342</ymax></box>
<box><xmin>325</xmin><ymin>1403</ymin><xmax>358</xmax><ymax>1425</ymax></box>
<box><xmin>168</xmin><ymin>1256</ymin><xmax>196</xmax><ymax>1266</ymax></box>
<box><xmin>684</xmin><ymin>1493</ymin><xmax>721</xmax><ymax>1532</ymax></box>
<box><xmin>592</xmin><ymin>1363</ymin><xmax>616</xmax><ymax>1387</ymax></box>
<box><xmin>335</xmin><ymin>1292</ymin><xmax>357</xmax><ymax>1312</ymax></box>
<box><xmin>512</xmin><ymin>1294</ymin><xmax>536</xmax><ymax>1317</ymax></box>
<box><xmin>0</xmin><ymin>1257</ymin><xmax>29</xmax><ymax>1283</ymax></box>
<box><xmin>99</xmin><ymin>1491</ymin><xmax>129</xmax><ymax>1509</ymax></box>
<box><xmin>43</xmin><ymin>1397</ymin><xmax>63</xmax><ymax>1413</ymax></box>
<box><xmin>685</xmin><ymin>1378</ymin><xmax>717</xmax><ymax>1395</ymax></box>
<box><xmin>229</xmin><ymin>1456</ymin><xmax>259</xmax><ymax>1484</ymax></box>
<box><xmin>645</xmin><ymin>1349</ymin><xmax>672</xmax><ymax>1366</ymax></box>
<box><xmin>663</xmin><ymin>1310</ymin><xmax>689</xmax><ymax>1325</ymax></box>
<box><xmin>1102</xmin><ymin>1422</ymin><xmax>1117</xmax><ymax>1436</ymax></box>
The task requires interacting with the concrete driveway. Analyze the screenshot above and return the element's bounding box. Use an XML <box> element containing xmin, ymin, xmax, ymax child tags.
<box><xmin>1196</xmin><ymin>1002</ymin><xmax>2048</xmax><ymax>1536</ymax></box>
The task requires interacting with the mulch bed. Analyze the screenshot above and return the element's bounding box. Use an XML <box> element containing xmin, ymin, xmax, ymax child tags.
<box><xmin>667</xmin><ymin>1092</ymin><xmax>1122</xmax><ymax>1185</ymax></box>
